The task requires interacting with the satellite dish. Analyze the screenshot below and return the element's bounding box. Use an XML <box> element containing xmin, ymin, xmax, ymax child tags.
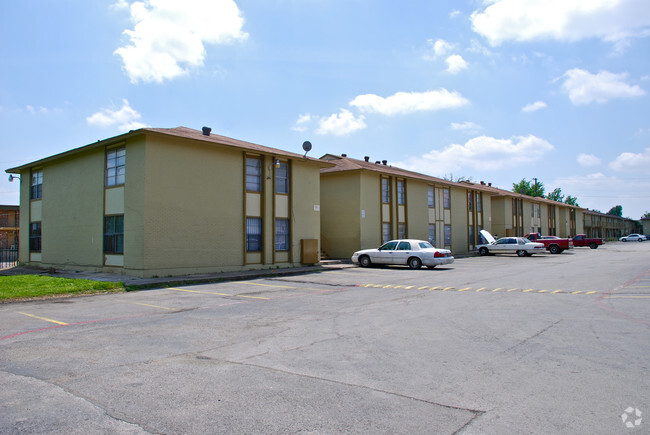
<box><xmin>302</xmin><ymin>141</ymin><xmax>312</xmax><ymax>157</ymax></box>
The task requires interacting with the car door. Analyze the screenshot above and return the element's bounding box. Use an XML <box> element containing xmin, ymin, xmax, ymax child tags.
<box><xmin>493</xmin><ymin>238</ymin><xmax>516</xmax><ymax>254</ymax></box>
<box><xmin>374</xmin><ymin>241</ymin><xmax>398</xmax><ymax>264</ymax></box>
<box><xmin>392</xmin><ymin>241</ymin><xmax>413</xmax><ymax>265</ymax></box>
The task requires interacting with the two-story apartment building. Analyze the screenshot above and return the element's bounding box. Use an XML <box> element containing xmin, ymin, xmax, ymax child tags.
<box><xmin>7</xmin><ymin>127</ymin><xmax>330</xmax><ymax>277</ymax></box>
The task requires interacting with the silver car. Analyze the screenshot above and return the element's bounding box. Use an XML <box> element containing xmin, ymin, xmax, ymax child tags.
<box><xmin>351</xmin><ymin>239</ymin><xmax>454</xmax><ymax>269</ymax></box>
<box><xmin>619</xmin><ymin>234</ymin><xmax>646</xmax><ymax>242</ymax></box>
<box><xmin>477</xmin><ymin>230</ymin><xmax>545</xmax><ymax>257</ymax></box>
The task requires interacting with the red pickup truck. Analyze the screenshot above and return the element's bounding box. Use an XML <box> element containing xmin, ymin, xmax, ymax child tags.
<box><xmin>572</xmin><ymin>234</ymin><xmax>604</xmax><ymax>249</ymax></box>
<box><xmin>525</xmin><ymin>233</ymin><xmax>574</xmax><ymax>254</ymax></box>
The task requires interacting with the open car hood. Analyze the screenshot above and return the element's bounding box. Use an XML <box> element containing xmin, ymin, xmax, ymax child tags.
<box><xmin>480</xmin><ymin>229</ymin><xmax>497</xmax><ymax>245</ymax></box>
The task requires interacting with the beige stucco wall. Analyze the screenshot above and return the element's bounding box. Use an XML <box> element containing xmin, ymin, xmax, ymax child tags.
<box><xmin>359</xmin><ymin>172</ymin><xmax>381</xmax><ymax>250</ymax></box>
<box><xmin>405</xmin><ymin>181</ymin><xmax>429</xmax><ymax>242</ymax></box>
<box><xmin>320</xmin><ymin>171</ymin><xmax>361</xmax><ymax>259</ymax></box>
<box><xmin>449</xmin><ymin>186</ymin><xmax>468</xmax><ymax>253</ymax></box>
<box><xmin>289</xmin><ymin>159</ymin><xmax>322</xmax><ymax>260</ymax></box>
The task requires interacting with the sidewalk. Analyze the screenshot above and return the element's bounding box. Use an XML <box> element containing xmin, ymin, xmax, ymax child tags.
<box><xmin>0</xmin><ymin>261</ymin><xmax>355</xmax><ymax>289</ymax></box>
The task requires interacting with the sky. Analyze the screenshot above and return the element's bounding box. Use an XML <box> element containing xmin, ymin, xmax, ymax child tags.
<box><xmin>1</xmin><ymin>0</ymin><xmax>650</xmax><ymax>219</ymax></box>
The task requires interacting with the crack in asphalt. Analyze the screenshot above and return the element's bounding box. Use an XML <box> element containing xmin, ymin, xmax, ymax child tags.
<box><xmin>502</xmin><ymin>319</ymin><xmax>562</xmax><ymax>354</ymax></box>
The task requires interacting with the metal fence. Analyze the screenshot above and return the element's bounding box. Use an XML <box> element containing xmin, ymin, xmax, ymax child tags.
<box><xmin>0</xmin><ymin>249</ymin><xmax>18</xmax><ymax>269</ymax></box>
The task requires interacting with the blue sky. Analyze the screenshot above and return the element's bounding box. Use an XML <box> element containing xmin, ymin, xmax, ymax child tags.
<box><xmin>2</xmin><ymin>0</ymin><xmax>649</xmax><ymax>219</ymax></box>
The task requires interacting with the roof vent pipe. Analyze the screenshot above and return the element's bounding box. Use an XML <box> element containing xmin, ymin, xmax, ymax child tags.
<box><xmin>364</xmin><ymin>156</ymin><xmax>370</xmax><ymax>162</ymax></box>
<box><xmin>341</xmin><ymin>153</ymin><xmax>347</xmax><ymax>157</ymax></box>
<box><xmin>488</xmin><ymin>182</ymin><xmax>492</xmax><ymax>186</ymax></box>
<box><xmin>382</xmin><ymin>160</ymin><xmax>387</xmax><ymax>165</ymax></box>
<box><xmin>202</xmin><ymin>126</ymin><xmax>211</xmax><ymax>136</ymax></box>
<box><xmin>375</xmin><ymin>161</ymin><xmax>381</xmax><ymax>164</ymax></box>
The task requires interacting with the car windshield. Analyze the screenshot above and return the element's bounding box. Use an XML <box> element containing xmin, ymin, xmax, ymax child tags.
<box><xmin>418</xmin><ymin>242</ymin><xmax>434</xmax><ymax>249</ymax></box>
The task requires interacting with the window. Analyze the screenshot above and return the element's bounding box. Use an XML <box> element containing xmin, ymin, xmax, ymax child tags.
<box><xmin>397</xmin><ymin>180</ymin><xmax>405</xmax><ymax>205</ymax></box>
<box><xmin>468</xmin><ymin>191</ymin><xmax>473</xmax><ymax>211</ymax></box>
<box><xmin>104</xmin><ymin>215</ymin><xmax>124</xmax><ymax>254</ymax></box>
<box><xmin>443</xmin><ymin>188</ymin><xmax>451</xmax><ymax>209</ymax></box>
<box><xmin>382</xmin><ymin>223</ymin><xmax>391</xmax><ymax>243</ymax></box>
<box><xmin>531</xmin><ymin>204</ymin><xmax>535</xmax><ymax>217</ymax></box>
<box><xmin>427</xmin><ymin>186</ymin><xmax>435</xmax><ymax>208</ymax></box>
<box><xmin>444</xmin><ymin>224</ymin><xmax>452</xmax><ymax>245</ymax></box>
<box><xmin>380</xmin><ymin>241</ymin><xmax>398</xmax><ymax>251</ymax></box>
<box><xmin>246</xmin><ymin>217</ymin><xmax>262</xmax><ymax>252</ymax></box>
<box><xmin>396</xmin><ymin>241</ymin><xmax>411</xmax><ymax>250</ymax></box>
<box><xmin>106</xmin><ymin>148</ymin><xmax>126</xmax><ymax>186</ymax></box>
<box><xmin>29</xmin><ymin>222</ymin><xmax>41</xmax><ymax>252</ymax></box>
<box><xmin>275</xmin><ymin>218</ymin><xmax>289</xmax><ymax>251</ymax></box>
<box><xmin>275</xmin><ymin>162</ymin><xmax>289</xmax><ymax>194</ymax></box>
<box><xmin>428</xmin><ymin>224</ymin><xmax>436</xmax><ymax>246</ymax></box>
<box><xmin>469</xmin><ymin>225</ymin><xmax>474</xmax><ymax>245</ymax></box>
<box><xmin>246</xmin><ymin>157</ymin><xmax>262</xmax><ymax>192</ymax></box>
<box><xmin>381</xmin><ymin>178</ymin><xmax>390</xmax><ymax>203</ymax></box>
<box><xmin>398</xmin><ymin>223</ymin><xmax>406</xmax><ymax>239</ymax></box>
<box><xmin>31</xmin><ymin>170</ymin><xmax>43</xmax><ymax>200</ymax></box>
<box><xmin>477</xmin><ymin>193</ymin><xmax>482</xmax><ymax>212</ymax></box>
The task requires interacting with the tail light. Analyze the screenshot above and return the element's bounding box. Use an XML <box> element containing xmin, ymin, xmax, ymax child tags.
<box><xmin>434</xmin><ymin>251</ymin><xmax>447</xmax><ymax>258</ymax></box>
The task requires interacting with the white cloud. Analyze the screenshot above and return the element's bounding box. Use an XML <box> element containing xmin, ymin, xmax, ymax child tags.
<box><xmin>349</xmin><ymin>89</ymin><xmax>469</xmax><ymax>116</ymax></box>
<box><xmin>445</xmin><ymin>54</ymin><xmax>468</xmax><ymax>74</ymax></box>
<box><xmin>449</xmin><ymin>10</ymin><xmax>461</xmax><ymax>19</ymax></box>
<box><xmin>561</xmin><ymin>68</ymin><xmax>645</xmax><ymax>105</ymax></box>
<box><xmin>577</xmin><ymin>153</ymin><xmax>601</xmax><ymax>166</ymax></box>
<box><xmin>26</xmin><ymin>105</ymin><xmax>50</xmax><ymax>115</ymax></box>
<box><xmin>609</xmin><ymin>148</ymin><xmax>650</xmax><ymax>171</ymax></box>
<box><xmin>522</xmin><ymin>101</ymin><xmax>547</xmax><ymax>112</ymax></box>
<box><xmin>86</xmin><ymin>99</ymin><xmax>147</xmax><ymax>131</ymax></box>
<box><xmin>291</xmin><ymin>113</ymin><xmax>312</xmax><ymax>132</ymax></box>
<box><xmin>114</xmin><ymin>0</ymin><xmax>248</xmax><ymax>83</ymax></box>
<box><xmin>396</xmin><ymin>134</ymin><xmax>554</xmax><ymax>175</ymax></box>
<box><xmin>316</xmin><ymin>109</ymin><xmax>366</xmax><ymax>136</ymax></box>
<box><xmin>470</xmin><ymin>0</ymin><xmax>650</xmax><ymax>46</ymax></box>
<box><xmin>450</xmin><ymin>121</ymin><xmax>482</xmax><ymax>132</ymax></box>
<box><xmin>424</xmin><ymin>38</ymin><xmax>454</xmax><ymax>59</ymax></box>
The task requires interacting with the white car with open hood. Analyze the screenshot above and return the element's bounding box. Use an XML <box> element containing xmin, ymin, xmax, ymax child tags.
<box><xmin>351</xmin><ymin>239</ymin><xmax>454</xmax><ymax>269</ymax></box>
<box><xmin>476</xmin><ymin>230</ymin><xmax>545</xmax><ymax>257</ymax></box>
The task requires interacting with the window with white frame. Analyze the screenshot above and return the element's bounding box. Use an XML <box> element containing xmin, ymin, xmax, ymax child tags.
<box><xmin>275</xmin><ymin>162</ymin><xmax>289</xmax><ymax>194</ymax></box>
<box><xmin>106</xmin><ymin>148</ymin><xmax>126</xmax><ymax>186</ymax></box>
<box><xmin>103</xmin><ymin>215</ymin><xmax>124</xmax><ymax>254</ymax></box>
<box><xmin>443</xmin><ymin>188</ymin><xmax>451</xmax><ymax>209</ymax></box>
<box><xmin>246</xmin><ymin>157</ymin><xmax>262</xmax><ymax>192</ymax></box>
<box><xmin>397</xmin><ymin>180</ymin><xmax>405</xmax><ymax>205</ymax></box>
<box><xmin>427</xmin><ymin>186</ymin><xmax>434</xmax><ymax>207</ymax></box>
<box><xmin>381</xmin><ymin>178</ymin><xmax>390</xmax><ymax>203</ymax></box>
<box><xmin>31</xmin><ymin>170</ymin><xmax>43</xmax><ymax>200</ymax></box>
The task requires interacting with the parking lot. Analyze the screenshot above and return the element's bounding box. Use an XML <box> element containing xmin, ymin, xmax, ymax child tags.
<box><xmin>1</xmin><ymin>242</ymin><xmax>648</xmax><ymax>434</ymax></box>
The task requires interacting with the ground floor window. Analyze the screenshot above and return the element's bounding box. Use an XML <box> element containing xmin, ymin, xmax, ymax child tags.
<box><xmin>104</xmin><ymin>215</ymin><xmax>124</xmax><ymax>254</ymax></box>
<box><xmin>382</xmin><ymin>223</ymin><xmax>391</xmax><ymax>243</ymax></box>
<box><xmin>398</xmin><ymin>223</ymin><xmax>406</xmax><ymax>239</ymax></box>
<box><xmin>246</xmin><ymin>217</ymin><xmax>262</xmax><ymax>252</ymax></box>
<box><xmin>444</xmin><ymin>224</ymin><xmax>452</xmax><ymax>245</ymax></box>
<box><xmin>29</xmin><ymin>222</ymin><xmax>41</xmax><ymax>252</ymax></box>
<box><xmin>428</xmin><ymin>224</ymin><xmax>436</xmax><ymax>246</ymax></box>
<box><xmin>275</xmin><ymin>218</ymin><xmax>289</xmax><ymax>251</ymax></box>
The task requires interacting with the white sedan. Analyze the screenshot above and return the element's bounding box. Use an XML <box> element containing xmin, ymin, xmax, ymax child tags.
<box><xmin>351</xmin><ymin>239</ymin><xmax>454</xmax><ymax>269</ymax></box>
<box><xmin>619</xmin><ymin>234</ymin><xmax>646</xmax><ymax>242</ymax></box>
<box><xmin>477</xmin><ymin>230</ymin><xmax>545</xmax><ymax>257</ymax></box>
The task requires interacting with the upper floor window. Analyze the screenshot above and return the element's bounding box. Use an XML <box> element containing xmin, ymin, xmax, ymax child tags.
<box><xmin>275</xmin><ymin>162</ymin><xmax>289</xmax><ymax>194</ymax></box>
<box><xmin>397</xmin><ymin>180</ymin><xmax>405</xmax><ymax>205</ymax></box>
<box><xmin>468</xmin><ymin>191</ymin><xmax>473</xmax><ymax>211</ymax></box>
<box><xmin>477</xmin><ymin>193</ymin><xmax>482</xmax><ymax>212</ymax></box>
<box><xmin>31</xmin><ymin>170</ymin><xmax>43</xmax><ymax>200</ymax></box>
<box><xmin>443</xmin><ymin>188</ymin><xmax>451</xmax><ymax>209</ymax></box>
<box><xmin>427</xmin><ymin>186</ymin><xmax>435</xmax><ymax>207</ymax></box>
<box><xmin>381</xmin><ymin>178</ymin><xmax>390</xmax><ymax>203</ymax></box>
<box><xmin>106</xmin><ymin>148</ymin><xmax>126</xmax><ymax>186</ymax></box>
<box><xmin>246</xmin><ymin>157</ymin><xmax>262</xmax><ymax>192</ymax></box>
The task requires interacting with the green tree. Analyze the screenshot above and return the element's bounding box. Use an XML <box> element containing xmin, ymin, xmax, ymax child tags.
<box><xmin>512</xmin><ymin>178</ymin><xmax>545</xmax><ymax>197</ymax></box>
<box><xmin>642</xmin><ymin>211</ymin><xmax>650</xmax><ymax>219</ymax></box>
<box><xmin>607</xmin><ymin>205</ymin><xmax>623</xmax><ymax>217</ymax></box>
<box><xmin>564</xmin><ymin>196</ymin><xmax>579</xmax><ymax>206</ymax></box>
<box><xmin>546</xmin><ymin>187</ymin><xmax>564</xmax><ymax>202</ymax></box>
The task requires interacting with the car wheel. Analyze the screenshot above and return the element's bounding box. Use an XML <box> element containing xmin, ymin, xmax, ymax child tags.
<box><xmin>359</xmin><ymin>255</ymin><xmax>372</xmax><ymax>268</ymax></box>
<box><xmin>549</xmin><ymin>245</ymin><xmax>561</xmax><ymax>254</ymax></box>
<box><xmin>589</xmin><ymin>242</ymin><xmax>597</xmax><ymax>249</ymax></box>
<box><xmin>516</xmin><ymin>250</ymin><xmax>526</xmax><ymax>257</ymax></box>
<box><xmin>622</xmin><ymin>239</ymin><xmax>627</xmax><ymax>242</ymax></box>
<box><xmin>638</xmin><ymin>238</ymin><xmax>643</xmax><ymax>242</ymax></box>
<box><xmin>408</xmin><ymin>257</ymin><xmax>422</xmax><ymax>269</ymax></box>
<box><xmin>478</xmin><ymin>247</ymin><xmax>489</xmax><ymax>256</ymax></box>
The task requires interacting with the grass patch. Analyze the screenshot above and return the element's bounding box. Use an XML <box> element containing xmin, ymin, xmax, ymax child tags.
<box><xmin>0</xmin><ymin>275</ymin><xmax>124</xmax><ymax>302</ymax></box>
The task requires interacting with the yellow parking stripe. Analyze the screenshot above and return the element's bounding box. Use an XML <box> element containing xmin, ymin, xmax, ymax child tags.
<box><xmin>551</xmin><ymin>290</ymin><xmax>563</xmax><ymax>294</ymax></box>
<box><xmin>538</xmin><ymin>290</ymin><xmax>548</xmax><ymax>293</ymax></box>
<box><xmin>572</xmin><ymin>291</ymin><xmax>582</xmax><ymax>294</ymax></box>
<box><xmin>457</xmin><ymin>287</ymin><xmax>471</xmax><ymax>292</ymax></box>
<box><xmin>584</xmin><ymin>291</ymin><xmax>597</xmax><ymax>295</ymax></box>
<box><xmin>522</xmin><ymin>289</ymin><xmax>534</xmax><ymax>293</ymax></box>
<box><xmin>441</xmin><ymin>287</ymin><xmax>454</xmax><ymax>291</ymax></box>
<box><xmin>234</xmin><ymin>282</ymin><xmax>295</xmax><ymax>289</ymax></box>
<box><xmin>475</xmin><ymin>288</ymin><xmax>486</xmax><ymax>292</ymax></box>
<box><xmin>17</xmin><ymin>312</ymin><xmax>68</xmax><ymax>325</ymax></box>
<box><xmin>170</xmin><ymin>287</ymin><xmax>232</xmax><ymax>296</ymax></box>
<box><xmin>492</xmin><ymin>288</ymin><xmax>502</xmax><ymax>292</ymax></box>
<box><xmin>418</xmin><ymin>286</ymin><xmax>429</xmax><ymax>290</ymax></box>
<box><xmin>405</xmin><ymin>286</ymin><xmax>415</xmax><ymax>289</ymax></box>
<box><xmin>117</xmin><ymin>300</ymin><xmax>176</xmax><ymax>311</ymax></box>
<box><xmin>235</xmin><ymin>294</ymin><xmax>271</xmax><ymax>300</ymax></box>
<box><xmin>506</xmin><ymin>288</ymin><xmax>518</xmax><ymax>292</ymax></box>
<box><xmin>429</xmin><ymin>286</ymin><xmax>441</xmax><ymax>291</ymax></box>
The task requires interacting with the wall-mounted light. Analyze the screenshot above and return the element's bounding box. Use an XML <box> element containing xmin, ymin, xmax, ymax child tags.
<box><xmin>8</xmin><ymin>175</ymin><xmax>20</xmax><ymax>182</ymax></box>
<box><xmin>275</xmin><ymin>159</ymin><xmax>281</xmax><ymax>168</ymax></box>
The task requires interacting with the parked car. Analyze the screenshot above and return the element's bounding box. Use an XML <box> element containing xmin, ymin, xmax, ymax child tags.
<box><xmin>572</xmin><ymin>234</ymin><xmax>604</xmax><ymax>249</ymax></box>
<box><xmin>351</xmin><ymin>239</ymin><xmax>454</xmax><ymax>269</ymax></box>
<box><xmin>477</xmin><ymin>230</ymin><xmax>545</xmax><ymax>257</ymax></box>
<box><xmin>619</xmin><ymin>234</ymin><xmax>646</xmax><ymax>242</ymax></box>
<box><xmin>525</xmin><ymin>233</ymin><xmax>573</xmax><ymax>254</ymax></box>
